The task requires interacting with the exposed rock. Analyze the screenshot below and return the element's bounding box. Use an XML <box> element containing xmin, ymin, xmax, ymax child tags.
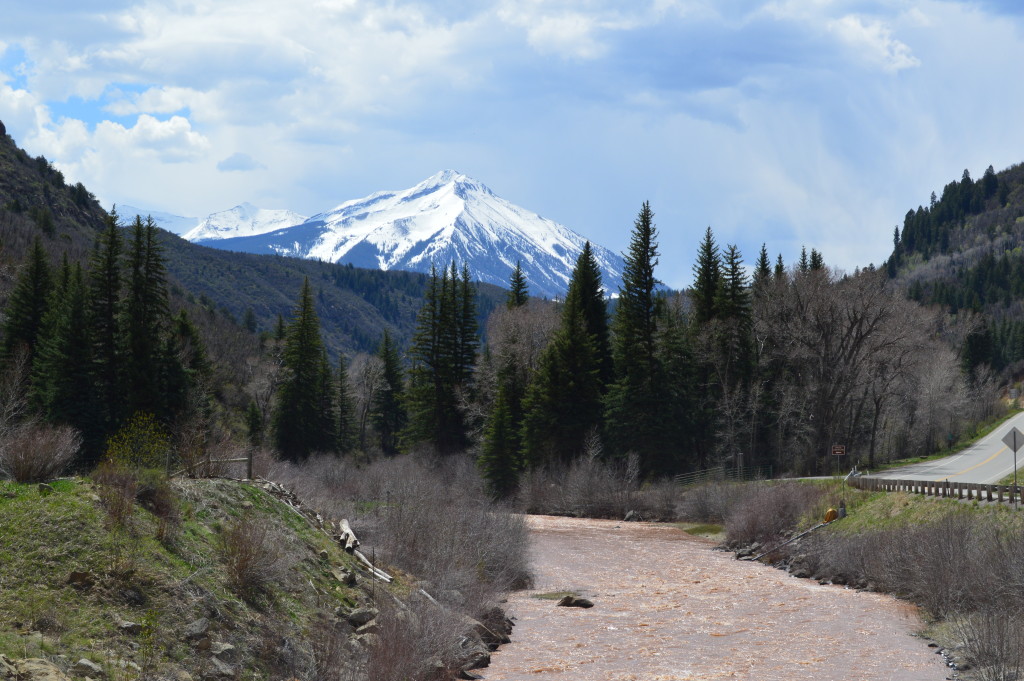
<box><xmin>202</xmin><ymin>657</ymin><xmax>234</xmax><ymax>679</ymax></box>
<box><xmin>210</xmin><ymin>642</ymin><xmax>236</xmax><ymax>663</ymax></box>
<box><xmin>193</xmin><ymin>637</ymin><xmax>212</xmax><ymax>652</ymax></box>
<box><xmin>345</xmin><ymin>607</ymin><xmax>379</xmax><ymax>628</ymax></box>
<box><xmin>319</xmin><ymin>549</ymin><xmax>329</xmax><ymax>561</ymax></box>
<box><xmin>15</xmin><ymin>658</ymin><xmax>72</xmax><ymax>681</ymax></box>
<box><xmin>476</xmin><ymin>606</ymin><xmax>513</xmax><ymax>647</ymax></box>
<box><xmin>118</xmin><ymin>620</ymin><xmax>142</xmax><ymax>636</ymax></box>
<box><xmin>155</xmin><ymin>664</ymin><xmax>193</xmax><ymax>681</ymax></box>
<box><xmin>0</xmin><ymin>655</ymin><xmax>17</xmax><ymax>679</ymax></box>
<box><xmin>354</xmin><ymin>633</ymin><xmax>381</xmax><ymax>649</ymax></box>
<box><xmin>556</xmin><ymin>595</ymin><xmax>594</xmax><ymax>608</ymax></box>
<box><xmin>623</xmin><ymin>510</ymin><xmax>638</xmax><ymax>522</ymax></box>
<box><xmin>38</xmin><ymin>483</ymin><xmax>54</xmax><ymax>496</ymax></box>
<box><xmin>71</xmin><ymin>658</ymin><xmax>105</xmax><ymax>677</ymax></box>
<box><xmin>458</xmin><ymin>671</ymin><xmax>484</xmax><ymax>680</ymax></box>
<box><xmin>184</xmin><ymin>618</ymin><xmax>210</xmax><ymax>641</ymax></box>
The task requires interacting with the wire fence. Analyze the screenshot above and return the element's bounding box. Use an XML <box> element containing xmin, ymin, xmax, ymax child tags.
<box><xmin>673</xmin><ymin>465</ymin><xmax>774</xmax><ymax>488</ymax></box>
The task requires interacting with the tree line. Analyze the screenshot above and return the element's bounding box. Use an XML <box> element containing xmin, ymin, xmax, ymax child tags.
<box><xmin>266</xmin><ymin>203</ymin><xmax>992</xmax><ymax>494</ymax></box>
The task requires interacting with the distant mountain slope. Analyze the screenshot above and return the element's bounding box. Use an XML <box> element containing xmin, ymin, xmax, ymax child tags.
<box><xmin>190</xmin><ymin>170</ymin><xmax>625</xmax><ymax>299</ymax></box>
<box><xmin>159</xmin><ymin>232</ymin><xmax>506</xmax><ymax>358</ymax></box>
<box><xmin>886</xmin><ymin>162</ymin><xmax>1024</xmax><ymax>373</ymax></box>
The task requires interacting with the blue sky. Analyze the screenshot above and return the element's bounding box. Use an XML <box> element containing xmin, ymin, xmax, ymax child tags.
<box><xmin>2</xmin><ymin>0</ymin><xmax>1024</xmax><ymax>289</ymax></box>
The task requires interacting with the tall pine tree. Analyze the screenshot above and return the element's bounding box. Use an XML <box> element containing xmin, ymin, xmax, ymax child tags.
<box><xmin>690</xmin><ymin>226</ymin><xmax>720</xmax><ymax>325</ymax></box>
<box><xmin>371</xmin><ymin>329</ymin><xmax>405</xmax><ymax>455</ymax></box>
<box><xmin>272</xmin><ymin>278</ymin><xmax>335</xmax><ymax>460</ymax></box>
<box><xmin>3</xmin><ymin>236</ymin><xmax>52</xmax><ymax>362</ymax></box>
<box><xmin>563</xmin><ymin>241</ymin><xmax>612</xmax><ymax>388</ymax></box>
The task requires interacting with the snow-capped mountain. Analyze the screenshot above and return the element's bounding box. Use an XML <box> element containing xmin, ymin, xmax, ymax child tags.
<box><xmin>183</xmin><ymin>203</ymin><xmax>307</xmax><ymax>242</ymax></box>
<box><xmin>189</xmin><ymin>171</ymin><xmax>624</xmax><ymax>299</ymax></box>
<box><xmin>118</xmin><ymin>205</ymin><xmax>200</xmax><ymax>235</ymax></box>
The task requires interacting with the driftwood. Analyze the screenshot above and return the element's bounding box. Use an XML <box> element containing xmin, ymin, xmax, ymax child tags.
<box><xmin>337</xmin><ymin>518</ymin><xmax>360</xmax><ymax>553</ymax></box>
<box><xmin>354</xmin><ymin>549</ymin><xmax>393</xmax><ymax>583</ymax></box>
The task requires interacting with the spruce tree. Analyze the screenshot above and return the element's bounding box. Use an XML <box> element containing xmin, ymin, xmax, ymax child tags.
<box><xmin>371</xmin><ymin>329</ymin><xmax>405</xmax><ymax>455</ymax></box>
<box><xmin>88</xmin><ymin>209</ymin><xmax>124</xmax><ymax>430</ymax></box>
<box><xmin>507</xmin><ymin>261</ymin><xmax>528</xmax><ymax>308</ymax></box>
<box><xmin>809</xmin><ymin>248</ymin><xmax>825</xmax><ymax>271</ymax></box>
<box><xmin>520</xmin><ymin>309</ymin><xmax>602</xmax><ymax>466</ymax></box>
<box><xmin>605</xmin><ymin>202</ymin><xmax>667</xmax><ymax>475</ymax></box>
<box><xmin>479</xmin><ymin>380</ymin><xmax>521</xmax><ymax>498</ymax></box>
<box><xmin>32</xmin><ymin>263</ymin><xmax>101</xmax><ymax>462</ymax></box>
<box><xmin>404</xmin><ymin>262</ymin><xmax>478</xmax><ymax>453</ymax></box>
<box><xmin>3</xmin><ymin>236</ymin><xmax>52</xmax><ymax>362</ymax></box>
<box><xmin>690</xmin><ymin>226</ymin><xmax>720</xmax><ymax>325</ymax></box>
<box><xmin>564</xmin><ymin>242</ymin><xmax>612</xmax><ymax>388</ymax></box>
<box><xmin>272</xmin><ymin>278</ymin><xmax>335</xmax><ymax>460</ymax></box>
<box><xmin>774</xmin><ymin>253</ymin><xmax>786</xmax><ymax>281</ymax></box>
<box><xmin>752</xmin><ymin>244</ymin><xmax>772</xmax><ymax>291</ymax></box>
<box><xmin>798</xmin><ymin>246</ymin><xmax>810</xmax><ymax>273</ymax></box>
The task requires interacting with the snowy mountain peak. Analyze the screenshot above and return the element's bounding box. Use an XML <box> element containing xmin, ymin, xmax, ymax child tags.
<box><xmin>187</xmin><ymin>172</ymin><xmax>624</xmax><ymax>299</ymax></box>
<box><xmin>183</xmin><ymin>204</ymin><xmax>307</xmax><ymax>242</ymax></box>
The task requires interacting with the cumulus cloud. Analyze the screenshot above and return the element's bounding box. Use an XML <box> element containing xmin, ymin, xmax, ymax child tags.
<box><xmin>828</xmin><ymin>14</ymin><xmax>921</xmax><ymax>72</ymax></box>
<box><xmin>217</xmin><ymin>152</ymin><xmax>265</xmax><ymax>172</ymax></box>
<box><xmin>94</xmin><ymin>115</ymin><xmax>210</xmax><ymax>162</ymax></box>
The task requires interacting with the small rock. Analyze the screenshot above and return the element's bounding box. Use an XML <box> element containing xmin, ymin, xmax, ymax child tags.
<box><xmin>203</xmin><ymin>657</ymin><xmax>234</xmax><ymax>679</ymax></box>
<box><xmin>72</xmin><ymin>658</ymin><xmax>105</xmax><ymax>677</ymax></box>
<box><xmin>184</xmin><ymin>618</ymin><xmax>210</xmax><ymax>641</ymax></box>
<box><xmin>210</xmin><ymin>642</ymin><xmax>236</xmax><ymax>663</ymax></box>
<box><xmin>346</xmin><ymin>607</ymin><xmax>379</xmax><ymax>628</ymax></box>
<box><xmin>156</xmin><ymin>664</ymin><xmax>193</xmax><ymax>681</ymax></box>
<box><xmin>241</xmin><ymin>501</ymin><xmax>253</xmax><ymax>509</ymax></box>
<box><xmin>556</xmin><ymin>596</ymin><xmax>594</xmax><ymax>608</ymax></box>
<box><xmin>118</xmin><ymin>621</ymin><xmax>142</xmax><ymax>636</ymax></box>
<box><xmin>354</xmin><ymin>633</ymin><xmax>380</xmax><ymax>648</ymax></box>
<box><xmin>38</xmin><ymin>483</ymin><xmax>54</xmax><ymax>496</ymax></box>
<box><xmin>623</xmin><ymin>510</ymin><xmax>638</xmax><ymax>522</ymax></box>
<box><xmin>193</xmin><ymin>637</ymin><xmax>212</xmax><ymax>652</ymax></box>
<box><xmin>319</xmin><ymin>549</ymin><xmax>329</xmax><ymax>561</ymax></box>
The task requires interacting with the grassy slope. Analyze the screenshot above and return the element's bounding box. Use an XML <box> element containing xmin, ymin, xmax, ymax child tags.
<box><xmin>0</xmin><ymin>476</ymin><xmax>382</xmax><ymax>677</ymax></box>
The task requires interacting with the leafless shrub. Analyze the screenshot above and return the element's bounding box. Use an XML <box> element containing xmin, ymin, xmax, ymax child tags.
<box><xmin>307</xmin><ymin>618</ymin><xmax>359</xmax><ymax>681</ymax></box>
<box><xmin>516</xmin><ymin>454</ymin><xmax>648</xmax><ymax>519</ymax></box>
<box><xmin>724</xmin><ymin>481</ymin><xmax>826</xmax><ymax>546</ymax></box>
<box><xmin>219</xmin><ymin>511</ymin><xmax>289</xmax><ymax>601</ymax></box>
<box><xmin>677</xmin><ymin>481</ymin><xmax>750</xmax><ymax>523</ymax></box>
<box><xmin>0</xmin><ymin>421</ymin><xmax>81</xmax><ymax>482</ymax></box>
<box><xmin>954</xmin><ymin>610</ymin><xmax>1024</xmax><ymax>681</ymax></box>
<box><xmin>366</xmin><ymin>601</ymin><xmax>465</xmax><ymax>681</ymax></box>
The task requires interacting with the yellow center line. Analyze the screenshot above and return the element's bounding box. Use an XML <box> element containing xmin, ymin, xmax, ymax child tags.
<box><xmin>936</xmin><ymin>445</ymin><xmax>1007</xmax><ymax>482</ymax></box>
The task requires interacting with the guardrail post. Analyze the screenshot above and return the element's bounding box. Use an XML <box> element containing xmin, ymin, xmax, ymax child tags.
<box><xmin>987</xmin><ymin>485</ymin><xmax>993</xmax><ymax>502</ymax></box>
<box><xmin>998</xmin><ymin>486</ymin><xmax>1004</xmax><ymax>503</ymax></box>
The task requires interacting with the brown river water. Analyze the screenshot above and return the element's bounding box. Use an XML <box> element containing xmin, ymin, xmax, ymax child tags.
<box><xmin>482</xmin><ymin>516</ymin><xmax>949</xmax><ymax>681</ymax></box>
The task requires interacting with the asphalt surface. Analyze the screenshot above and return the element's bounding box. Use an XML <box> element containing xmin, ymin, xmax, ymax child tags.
<box><xmin>868</xmin><ymin>411</ymin><xmax>1024</xmax><ymax>485</ymax></box>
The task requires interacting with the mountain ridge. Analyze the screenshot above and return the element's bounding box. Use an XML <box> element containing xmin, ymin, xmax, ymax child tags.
<box><xmin>186</xmin><ymin>170</ymin><xmax>625</xmax><ymax>299</ymax></box>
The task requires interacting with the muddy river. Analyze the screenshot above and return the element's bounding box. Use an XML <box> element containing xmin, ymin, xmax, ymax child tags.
<box><xmin>483</xmin><ymin>516</ymin><xmax>949</xmax><ymax>681</ymax></box>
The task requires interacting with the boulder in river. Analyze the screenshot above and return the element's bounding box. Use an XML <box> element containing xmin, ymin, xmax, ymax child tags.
<box><xmin>556</xmin><ymin>595</ymin><xmax>594</xmax><ymax>608</ymax></box>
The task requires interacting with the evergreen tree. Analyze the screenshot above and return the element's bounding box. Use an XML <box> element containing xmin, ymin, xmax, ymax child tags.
<box><xmin>479</xmin><ymin>379</ymin><xmax>521</xmax><ymax>498</ymax></box>
<box><xmin>122</xmin><ymin>215</ymin><xmax>173</xmax><ymax>419</ymax></box>
<box><xmin>774</xmin><ymin>254</ymin><xmax>786</xmax><ymax>281</ymax></box>
<box><xmin>246</xmin><ymin>400</ymin><xmax>263</xmax><ymax>447</ymax></box>
<box><xmin>563</xmin><ymin>242</ymin><xmax>612</xmax><ymax>387</ymax></box>
<box><xmin>690</xmin><ymin>226</ymin><xmax>720</xmax><ymax>325</ymax></box>
<box><xmin>520</xmin><ymin>309</ymin><xmax>603</xmax><ymax>466</ymax></box>
<box><xmin>31</xmin><ymin>262</ymin><xmax>101</xmax><ymax>461</ymax></box>
<box><xmin>404</xmin><ymin>263</ymin><xmax>478</xmax><ymax>453</ymax></box>
<box><xmin>371</xmin><ymin>329</ymin><xmax>405</xmax><ymax>455</ymax></box>
<box><xmin>272</xmin><ymin>278</ymin><xmax>335</xmax><ymax>461</ymax></box>
<box><xmin>798</xmin><ymin>246</ymin><xmax>810</xmax><ymax>273</ymax></box>
<box><xmin>88</xmin><ymin>209</ymin><xmax>124</xmax><ymax>430</ymax></box>
<box><xmin>752</xmin><ymin>244</ymin><xmax>771</xmax><ymax>291</ymax></box>
<box><xmin>605</xmin><ymin>202</ymin><xmax>668</xmax><ymax>475</ymax></box>
<box><xmin>3</xmin><ymin>236</ymin><xmax>52</xmax><ymax>362</ymax></box>
<box><xmin>507</xmin><ymin>261</ymin><xmax>528</xmax><ymax>308</ymax></box>
<box><xmin>809</xmin><ymin>248</ymin><xmax>825</xmax><ymax>271</ymax></box>
<box><xmin>715</xmin><ymin>244</ymin><xmax>754</xmax><ymax>383</ymax></box>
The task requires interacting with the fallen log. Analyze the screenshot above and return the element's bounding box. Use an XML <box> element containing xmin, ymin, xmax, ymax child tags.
<box><xmin>338</xmin><ymin>518</ymin><xmax>360</xmax><ymax>553</ymax></box>
<box><xmin>354</xmin><ymin>549</ymin><xmax>393</xmax><ymax>583</ymax></box>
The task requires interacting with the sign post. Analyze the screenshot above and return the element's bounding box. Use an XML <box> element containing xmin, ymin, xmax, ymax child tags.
<box><xmin>1002</xmin><ymin>427</ymin><xmax>1024</xmax><ymax>508</ymax></box>
<box><xmin>832</xmin><ymin>444</ymin><xmax>846</xmax><ymax>507</ymax></box>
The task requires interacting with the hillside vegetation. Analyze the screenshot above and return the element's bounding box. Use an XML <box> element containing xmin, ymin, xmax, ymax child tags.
<box><xmin>887</xmin><ymin>162</ymin><xmax>1024</xmax><ymax>375</ymax></box>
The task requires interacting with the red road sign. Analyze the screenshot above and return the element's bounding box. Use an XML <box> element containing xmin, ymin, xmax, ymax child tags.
<box><xmin>831</xmin><ymin>444</ymin><xmax>846</xmax><ymax>456</ymax></box>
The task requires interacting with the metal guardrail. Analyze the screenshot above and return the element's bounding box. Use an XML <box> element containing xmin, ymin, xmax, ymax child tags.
<box><xmin>849</xmin><ymin>476</ymin><xmax>1024</xmax><ymax>504</ymax></box>
<box><xmin>674</xmin><ymin>465</ymin><xmax>774</xmax><ymax>488</ymax></box>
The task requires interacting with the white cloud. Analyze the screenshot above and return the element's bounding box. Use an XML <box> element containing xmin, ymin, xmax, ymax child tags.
<box><xmin>93</xmin><ymin>115</ymin><xmax>210</xmax><ymax>163</ymax></box>
<box><xmin>828</xmin><ymin>14</ymin><xmax>921</xmax><ymax>72</ymax></box>
<box><xmin>217</xmin><ymin>152</ymin><xmax>265</xmax><ymax>172</ymax></box>
<box><xmin>105</xmin><ymin>86</ymin><xmax>207</xmax><ymax>116</ymax></box>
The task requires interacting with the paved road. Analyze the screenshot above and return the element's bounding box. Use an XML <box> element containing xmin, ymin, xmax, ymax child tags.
<box><xmin>869</xmin><ymin>411</ymin><xmax>1024</xmax><ymax>485</ymax></box>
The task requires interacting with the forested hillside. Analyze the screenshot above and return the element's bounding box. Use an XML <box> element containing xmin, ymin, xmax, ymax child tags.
<box><xmin>887</xmin><ymin>162</ymin><xmax>1024</xmax><ymax>375</ymax></box>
